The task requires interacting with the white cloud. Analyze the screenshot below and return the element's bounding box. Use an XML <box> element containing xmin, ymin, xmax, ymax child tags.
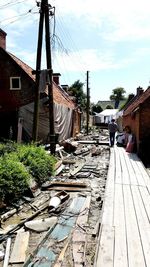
<box><xmin>52</xmin><ymin>48</ymin><xmax>136</xmax><ymax>73</ymax></box>
<box><xmin>52</xmin><ymin>0</ymin><xmax>150</xmax><ymax>42</ymax></box>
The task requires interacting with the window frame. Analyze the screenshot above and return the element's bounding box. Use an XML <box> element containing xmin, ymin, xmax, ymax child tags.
<box><xmin>10</xmin><ymin>77</ymin><xmax>21</xmax><ymax>90</ymax></box>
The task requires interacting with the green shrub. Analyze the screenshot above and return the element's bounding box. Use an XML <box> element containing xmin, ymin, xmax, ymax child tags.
<box><xmin>17</xmin><ymin>144</ymin><xmax>57</xmax><ymax>185</ymax></box>
<box><xmin>0</xmin><ymin>141</ymin><xmax>18</xmax><ymax>156</ymax></box>
<box><xmin>0</xmin><ymin>142</ymin><xmax>57</xmax><ymax>202</ymax></box>
<box><xmin>0</xmin><ymin>156</ymin><xmax>31</xmax><ymax>201</ymax></box>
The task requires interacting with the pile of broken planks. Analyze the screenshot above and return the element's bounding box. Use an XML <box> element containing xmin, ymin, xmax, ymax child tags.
<box><xmin>0</xmin><ymin>131</ymin><xmax>110</xmax><ymax>267</ymax></box>
<box><xmin>94</xmin><ymin>146</ymin><xmax>150</xmax><ymax>267</ymax></box>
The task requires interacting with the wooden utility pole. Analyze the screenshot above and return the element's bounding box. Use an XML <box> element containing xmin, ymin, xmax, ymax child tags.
<box><xmin>45</xmin><ymin>0</ymin><xmax>55</xmax><ymax>154</ymax></box>
<box><xmin>32</xmin><ymin>0</ymin><xmax>55</xmax><ymax>154</ymax></box>
<box><xmin>86</xmin><ymin>71</ymin><xmax>90</xmax><ymax>135</ymax></box>
<box><xmin>32</xmin><ymin>1</ymin><xmax>44</xmax><ymax>141</ymax></box>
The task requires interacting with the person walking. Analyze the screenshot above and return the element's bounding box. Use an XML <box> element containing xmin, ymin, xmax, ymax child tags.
<box><xmin>108</xmin><ymin>119</ymin><xmax>118</xmax><ymax>147</ymax></box>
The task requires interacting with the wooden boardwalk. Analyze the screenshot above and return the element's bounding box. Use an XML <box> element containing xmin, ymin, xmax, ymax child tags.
<box><xmin>95</xmin><ymin>146</ymin><xmax>150</xmax><ymax>267</ymax></box>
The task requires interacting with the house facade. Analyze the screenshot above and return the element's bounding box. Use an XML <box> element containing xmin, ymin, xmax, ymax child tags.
<box><xmin>0</xmin><ymin>29</ymin><xmax>80</xmax><ymax>142</ymax></box>
<box><xmin>0</xmin><ymin>29</ymin><xmax>35</xmax><ymax>140</ymax></box>
<box><xmin>123</xmin><ymin>87</ymin><xmax>150</xmax><ymax>165</ymax></box>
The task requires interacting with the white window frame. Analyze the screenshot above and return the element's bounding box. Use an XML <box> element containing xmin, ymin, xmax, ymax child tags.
<box><xmin>10</xmin><ymin>77</ymin><xmax>21</xmax><ymax>90</ymax></box>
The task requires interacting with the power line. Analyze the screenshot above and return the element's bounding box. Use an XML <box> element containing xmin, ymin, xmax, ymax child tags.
<box><xmin>0</xmin><ymin>6</ymin><xmax>38</xmax><ymax>25</ymax></box>
<box><xmin>55</xmin><ymin>11</ymin><xmax>87</xmax><ymax>76</ymax></box>
<box><xmin>0</xmin><ymin>0</ymin><xmax>27</xmax><ymax>9</ymax></box>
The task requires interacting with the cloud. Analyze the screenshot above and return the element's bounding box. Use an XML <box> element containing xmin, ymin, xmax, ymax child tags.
<box><xmin>52</xmin><ymin>0</ymin><xmax>150</xmax><ymax>42</ymax></box>
<box><xmin>52</xmin><ymin>48</ymin><xmax>136</xmax><ymax>73</ymax></box>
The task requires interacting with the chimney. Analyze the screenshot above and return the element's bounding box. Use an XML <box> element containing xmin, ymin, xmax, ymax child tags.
<box><xmin>53</xmin><ymin>73</ymin><xmax>61</xmax><ymax>85</ymax></box>
<box><xmin>0</xmin><ymin>29</ymin><xmax>7</xmax><ymax>50</ymax></box>
<box><xmin>136</xmin><ymin>86</ymin><xmax>144</xmax><ymax>96</ymax></box>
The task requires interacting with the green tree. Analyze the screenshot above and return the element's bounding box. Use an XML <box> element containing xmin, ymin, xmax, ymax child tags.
<box><xmin>68</xmin><ymin>80</ymin><xmax>86</xmax><ymax>110</ymax></box>
<box><xmin>92</xmin><ymin>104</ymin><xmax>103</xmax><ymax>114</ymax></box>
<box><xmin>106</xmin><ymin>104</ymin><xmax>114</xmax><ymax>109</ymax></box>
<box><xmin>110</xmin><ymin>87</ymin><xmax>126</xmax><ymax>108</ymax></box>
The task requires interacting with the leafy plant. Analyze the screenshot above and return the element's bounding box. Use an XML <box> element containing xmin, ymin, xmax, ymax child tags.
<box><xmin>0</xmin><ymin>142</ymin><xmax>57</xmax><ymax>202</ymax></box>
<box><xmin>16</xmin><ymin>144</ymin><xmax>57</xmax><ymax>185</ymax></box>
<box><xmin>0</xmin><ymin>156</ymin><xmax>31</xmax><ymax>201</ymax></box>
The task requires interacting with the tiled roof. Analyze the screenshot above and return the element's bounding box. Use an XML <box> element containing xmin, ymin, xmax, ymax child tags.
<box><xmin>9</xmin><ymin>52</ymin><xmax>35</xmax><ymax>80</ymax></box>
<box><xmin>8</xmin><ymin>52</ymin><xmax>75</xmax><ymax>109</ymax></box>
<box><xmin>123</xmin><ymin>87</ymin><xmax>150</xmax><ymax>116</ymax></box>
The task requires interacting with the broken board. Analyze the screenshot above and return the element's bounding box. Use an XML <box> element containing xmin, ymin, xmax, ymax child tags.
<box><xmin>9</xmin><ymin>231</ymin><xmax>30</xmax><ymax>263</ymax></box>
<box><xmin>24</xmin><ymin>196</ymin><xmax>86</xmax><ymax>267</ymax></box>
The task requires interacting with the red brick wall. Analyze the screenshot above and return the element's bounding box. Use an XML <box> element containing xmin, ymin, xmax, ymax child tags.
<box><xmin>0</xmin><ymin>49</ymin><xmax>35</xmax><ymax>112</ymax></box>
<box><xmin>123</xmin><ymin>110</ymin><xmax>140</xmax><ymax>150</ymax></box>
<box><xmin>123</xmin><ymin>97</ymin><xmax>150</xmax><ymax>152</ymax></box>
<box><xmin>140</xmin><ymin>97</ymin><xmax>150</xmax><ymax>140</ymax></box>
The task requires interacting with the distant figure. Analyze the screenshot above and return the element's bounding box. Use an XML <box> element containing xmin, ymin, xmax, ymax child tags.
<box><xmin>108</xmin><ymin>119</ymin><xmax>118</xmax><ymax>147</ymax></box>
<box><xmin>116</xmin><ymin>131</ymin><xmax>125</xmax><ymax>147</ymax></box>
<box><xmin>124</xmin><ymin>125</ymin><xmax>136</xmax><ymax>153</ymax></box>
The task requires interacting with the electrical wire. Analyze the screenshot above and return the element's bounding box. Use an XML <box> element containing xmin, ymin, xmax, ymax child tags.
<box><xmin>0</xmin><ymin>0</ymin><xmax>27</xmax><ymax>9</ymax></box>
<box><xmin>55</xmin><ymin>10</ymin><xmax>87</xmax><ymax>76</ymax></box>
<box><xmin>0</xmin><ymin>5</ymin><xmax>38</xmax><ymax>25</ymax></box>
<box><xmin>49</xmin><ymin>11</ymin><xmax>86</xmax><ymax>86</ymax></box>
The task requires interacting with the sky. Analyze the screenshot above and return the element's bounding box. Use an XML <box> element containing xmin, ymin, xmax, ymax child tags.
<box><xmin>1</xmin><ymin>0</ymin><xmax>150</xmax><ymax>102</ymax></box>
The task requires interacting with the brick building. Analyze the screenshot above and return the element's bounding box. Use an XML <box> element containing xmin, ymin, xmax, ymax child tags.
<box><xmin>0</xmin><ymin>29</ymin><xmax>80</xmax><ymax>142</ymax></box>
<box><xmin>123</xmin><ymin>87</ymin><xmax>150</xmax><ymax>165</ymax></box>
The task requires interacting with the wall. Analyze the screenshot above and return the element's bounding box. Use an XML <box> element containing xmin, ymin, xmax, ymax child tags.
<box><xmin>0</xmin><ymin>49</ymin><xmax>35</xmax><ymax>139</ymax></box>
<box><xmin>0</xmin><ymin>49</ymin><xmax>35</xmax><ymax>112</ymax></box>
<box><xmin>123</xmin><ymin>110</ymin><xmax>140</xmax><ymax>151</ymax></box>
<box><xmin>138</xmin><ymin>98</ymin><xmax>150</xmax><ymax>165</ymax></box>
<box><xmin>123</xmin><ymin>97</ymin><xmax>150</xmax><ymax>162</ymax></box>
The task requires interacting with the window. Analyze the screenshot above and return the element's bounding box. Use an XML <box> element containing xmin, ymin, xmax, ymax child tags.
<box><xmin>10</xmin><ymin>77</ymin><xmax>21</xmax><ymax>90</ymax></box>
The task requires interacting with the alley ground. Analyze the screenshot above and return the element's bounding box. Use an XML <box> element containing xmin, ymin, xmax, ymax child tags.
<box><xmin>0</xmin><ymin>129</ymin><xmax>110</xmax><ymax>267</ymax></box>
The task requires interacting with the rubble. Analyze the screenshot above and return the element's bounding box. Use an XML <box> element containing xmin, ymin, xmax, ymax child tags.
<box><xmin>0</xmin><ymin>130</ymin><xmax>110</xmax><ymax>267</ymax></box>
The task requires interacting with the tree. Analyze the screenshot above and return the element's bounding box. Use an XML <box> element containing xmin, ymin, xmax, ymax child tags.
<box><xmin>106</xmin><ymin>104</ymin><xmax>114</xmax><ymax>109</ymax></box>
<box><xmin>91</xmin><ymin>104</ymin><xmax>103</xmax><ymax>114</ymax></box>
<box><xmin>68</xmin><ymin>80</ymin><xmax>87</xmax><ymax>110</ymax></box>
<box><xmin>110</xmin><ymin>87</ymin><xmax>126</xmax><ymax>108</ymax></box>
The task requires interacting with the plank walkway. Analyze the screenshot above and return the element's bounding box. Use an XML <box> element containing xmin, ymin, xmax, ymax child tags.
<box><xmin>95</xmin><ymin>146</ymin><xmax>150</xmax><ymax>267</ymax></box>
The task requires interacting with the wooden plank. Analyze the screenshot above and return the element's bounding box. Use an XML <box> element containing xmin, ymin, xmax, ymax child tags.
<box><xmin>121</xmin><ymin>148</ymin><xmax>138</xmax><ymax>185</ymax></box>
<box><xmin>114</xmin><ymin>147</ymin><xmax>122</xmax><ymax>184</ymax></box>
<box><xmin>3</xmin><ymin>238</ymin><xmax>11</xmax><ymax>267</ymax></box>
<box><xmin>131</xmin><ymin>186</ymin><xmax>150</xmax><ymax>267</ymax></box>
<box><xmin>72</xmin><ymin>196</ymin><xmax>91</xmax><ymax>266</ymax></box>
<box><xmin>117</xmin><ymin>148</ymin><xmax>130</xmax><ymax>185</ymax></box>
<box><xmin>130</xmin><ymin>153</ymin><xmax>150</xmax><ymax>186</ymax></box>
<box><xmin>70</xmin><ymin>162</ymin><xmax>85</xmax><ymax>176</ymax></box>
<box><xmin>139</xmin><ymin>186</ymin><xmax>150</xmax><ymax>230</ymax></box>
<box><xmin>47</xmin><ymin>186</ymin><xmax>91</xmax><ymax>192</ymax></box>
<box><xmin>95</xmin><ymin>225</ymin><xmax>114</xmax><ymax>267</ymax></box>
<box><xmin>102</xmin><ymin>148</ymin><xmax>115</xmax><ymax>226</ymax></box>
<box><xmin>123</xmin><ymin>185</ymin><xmax>146</xmax><ymax>267</ymax></box>
<box><xmin>113</xmin><ymin>184</ymin><xmax>128</xmax><ymax>267</ymax></box>
<box><xmin>53</xmin><ymin>239</ymin><xmax>69</xmax><ymax>267</ymax></box>
<box><xmin>10</xmin><ymin>232</ymin><xmax>30</xmax><ymax>263</ymax></box>
<box><xmin>127</xmin><ymin>153</ymin><xmax>146</xmax><ymax>186</ymax></box>
<box><xmin>72</xmin><ymin>195</ymin><xmax>91</xmax><ymax>242</ymax></box>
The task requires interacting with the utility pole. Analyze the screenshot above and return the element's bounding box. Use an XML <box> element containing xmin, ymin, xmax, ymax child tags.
<box><xmin>45</xmin><ymin>0</ymin><xmax>55</xmax><ymax>154</ymax></box>
<box><xmin>32</xmin><ymin>0</ymin><xmax>55</xmax><ymax>154</ymax></box>
<box><xmin>32</xmin><ymin>1</ymin><xmax>44</xmax><ymax>141</ymax></box>
<box><xmin>86</xmin><ymin>71</ymin><xmax>90</xmax><ymax>135</ymax></box>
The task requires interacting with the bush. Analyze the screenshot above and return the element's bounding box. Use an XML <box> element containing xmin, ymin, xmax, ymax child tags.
<box><xmin>0</xmin><ymin>142</ymin><xmax>57</xmax><ymax>202</ymax></box>
<box><xmin>17</xmin><ymin>144</ymin><xmax>57</xmax><ymax>185</ymax></box>
<box><xmin>0</xmin><ymin>141</ymin><xmax>18</xmax><ymax>156</ymax></box>
<box><xmin>0</xmin><ymin>156</ymin><xmax>31</xmax><ymax>201</ymax></box>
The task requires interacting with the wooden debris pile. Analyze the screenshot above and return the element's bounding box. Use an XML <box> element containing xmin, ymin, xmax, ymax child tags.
<box><xmin>0</xmin><ymin>131</ymin><xmax>110</xmax><ymax>267</ymax></box>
